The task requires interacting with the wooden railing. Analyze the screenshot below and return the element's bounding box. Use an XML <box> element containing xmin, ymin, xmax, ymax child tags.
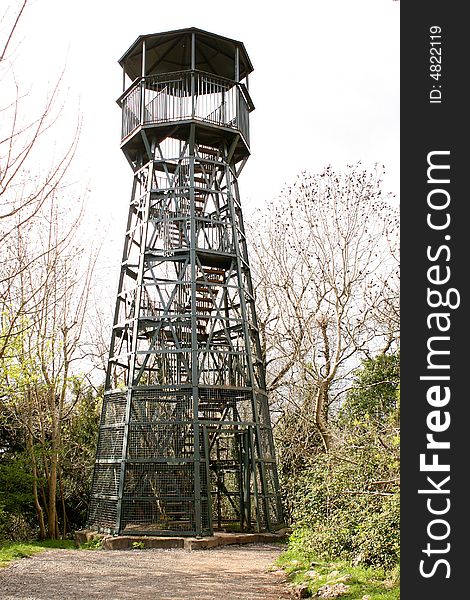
<box><xmin>119</xmin><ymin>70</ymin><xmax>251</xmax><ymax>146</ymax></box>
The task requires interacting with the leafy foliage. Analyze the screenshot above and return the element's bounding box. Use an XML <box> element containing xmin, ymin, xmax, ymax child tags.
<box><xmin>276</xmin><ymin>407</ymin><xmax>325</xmax><ymax>521</ymax></box>
<box><xmin>338</xmin><ymin>353</ymin><xmax>400</xmax><ymax>428</ymax></box>
<box><xmin>0</xmin><ymin>377</ymin><xmax>101</xmax><ymax>540</ymax></box>
<box><xmin>58</xmin><ymin>385</ymin><xmax>102</xmax><ymax>532</ymax></box>
<box><xmin>281</xmin><ymin>352</ymin><xmax>400</xmax><ymax>572</ymax></box>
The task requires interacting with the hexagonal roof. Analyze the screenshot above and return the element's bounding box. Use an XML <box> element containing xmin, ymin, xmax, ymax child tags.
<box><xmin>118</xmin><ymin>27</ymin><xmax>253</xmax><ymax>82</ymax></box>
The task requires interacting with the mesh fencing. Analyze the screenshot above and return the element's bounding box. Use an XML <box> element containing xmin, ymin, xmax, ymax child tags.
<box><xmin>89</xmin><ymin>387</ymin><xmax>282</xmax><ymax>534</ymax></box>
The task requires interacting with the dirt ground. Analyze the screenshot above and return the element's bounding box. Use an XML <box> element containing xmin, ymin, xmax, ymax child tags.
<box><xmin>0</xmin><ymin>544</ymin><xmax>295</xmax><ymax>600</ymax></box>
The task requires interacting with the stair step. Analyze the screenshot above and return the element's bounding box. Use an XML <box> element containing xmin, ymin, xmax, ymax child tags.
<box><xmin>203</xmin><ymin>267</ymin><xmax>225</xmax><ymax>275</ymax></box>
<box><xmin>198</xmin><ymin>273</ymin><xmax>224</xmax><ymax>281</ymax></box>
<box><xmin>197</xmin><ymin>145</ymin><xmax>219</xmax><ymax>157</ymax></box>
<box><xmin>199</xmin><ymin>403</ymin><xmax>226</xmax><ymax>410</ymax></box>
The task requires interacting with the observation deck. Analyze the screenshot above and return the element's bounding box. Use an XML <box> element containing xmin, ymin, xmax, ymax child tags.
<box><xmin>117</xmin><ymin>28</ymin><xmax>255</xmax><ymax>164</ymax></box>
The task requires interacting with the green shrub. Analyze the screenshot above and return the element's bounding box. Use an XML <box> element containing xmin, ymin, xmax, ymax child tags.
<box><xmin>338</xmin><ymin>353</ymin><xmax>400</xmax><ymax>428</ymax></box>
<box><xmin>0</xmin><ymin>505</ymin><xmax>35</xmax><ymax>542</ymax></box>
<box><xmin>283</xmin><ymin>431</ymin><xmax>399</xmax><ymax>569</ymax></box>
<box><xmin>286</xmin><ymin>489</ymin><xmax>399</xmax><ymax>571</ymax></box>
<box><xmin>280</xmin><ymin>352</ymin><xmax>400</xmax><ymax>573</ymax></box>
<box><xmin>288</xmin><ymin>523</ymin><xmax>354</xmax><ymax>562</ymax></box>
<box><xmin>352</xmin><ymin>494</ymin><xmax>400</xmax><ymax>570</ymax></box>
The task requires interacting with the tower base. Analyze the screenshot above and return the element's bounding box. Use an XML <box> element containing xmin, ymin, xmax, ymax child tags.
<box><xmin>75</xmin><ymin>528</ymin><xmax>288</xmax><ymax>550</ymax></box>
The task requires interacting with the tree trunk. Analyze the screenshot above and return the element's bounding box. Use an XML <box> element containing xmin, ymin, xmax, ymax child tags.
<box><xmin>27</xmin><ymin>433</ymin><xmax>47</xmax><ymax>539</ymax></box>
<box><xmin>59</xmin><ymin>468</ymin><xmax>68</xmax><ymax>538</ymax></box>
<box><xmin>26</xmin><ymin>388</ymin><xmax>47</xmax><ymax>539</ymax></box>
<box><xmin>47</xmin><ymin>433</ymin><xmax>59</xmax><ymax>539</ymax></box>
<box><xmin>314</xmin><ymin>381</ymin><xmax>333</xmax><ymax>452</ymax></box>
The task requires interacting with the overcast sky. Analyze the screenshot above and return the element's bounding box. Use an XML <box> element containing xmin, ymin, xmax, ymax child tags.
<box><xmin>3</xmin><ymin>0</ymin><xmax>399</xmax><ymax>295</ymax></box>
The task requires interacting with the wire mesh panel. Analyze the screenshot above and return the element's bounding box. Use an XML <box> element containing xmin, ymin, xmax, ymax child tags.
<box><xmin>88</xmin><ymin>498</ymin><xmax>118</xmax><ymax>531</ymax></box>
<box><xmin>96</xmin><ymin>428</ymin><xmax>125</xmax><ymax>460</ymax></box>
<box><xmin>127</xmin><ymin>423</ymin><xmax>193</xmax><ymax>460</ymax></box>
<box><xmin>91</xmin><ymin>464</ymin><xmax>120</xmax><ymax>497</ymax></box>
<box><xmin>121</xmin><ymin>463</ymin><xmax>197</xmax><ymax>533</ymax></box>
<box><xmin>88</xmin><ymin>29</ymin><xmax>283</xmax><ymax>537</ymax></box>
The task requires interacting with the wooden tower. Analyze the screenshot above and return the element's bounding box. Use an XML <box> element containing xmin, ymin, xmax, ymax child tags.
<box><xmin>88</xmin><ymin>28</ymin><xmax>283</xmax><ymax>536</ymax></box>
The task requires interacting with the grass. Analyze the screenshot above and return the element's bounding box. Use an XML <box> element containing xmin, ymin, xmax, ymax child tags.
<box><xmin>276</xmin><ymin>546</ymin><xmax>399</xmax><ymax>599</ymax></box>
<box><xmin>0</xmin><ymin>539</ymin><xmax>75</xmax><ymax>568</ymax></box>
<box><xmin>78</xmin><ymin>537</ymin><xmax>103</xmax><ymax>550</ymax></box>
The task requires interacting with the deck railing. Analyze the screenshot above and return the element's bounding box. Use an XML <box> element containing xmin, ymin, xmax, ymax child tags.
<box><xmin>120</xmin><ymin>70</ymin><xmax>250</xmax><ymax>146</ymax></box>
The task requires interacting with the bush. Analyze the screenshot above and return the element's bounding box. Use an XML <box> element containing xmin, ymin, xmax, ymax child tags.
<box><xmin>338</xmin><ymin>353</ymin><xmax>400</xmax><ymax>429</ymax></box>
<box><xmin>288</xmin><ymin>523</ymin><xmax>355</xmax><ymax>562</ymax></box>
<box><xmin>283</xmin><ymin>427</ymin><xmax>399</xmax><ymax>569</ymax></box>
<box><xmin>286</xmin><ymin>454</ymin><xmax>400</xmax><ymax>571</ymax></box>
<box><xmin>281</xmin><ymin>352</ymin><xmax>400</xmax><ymax>572</ymax></box>
<box><xmin>352</xmin><ymin>493</ymin><xmax>400</xmax><ymax>570</ymax></box>
<box><xmin>0</xmin><ymin>505</ymin><xmax>36</xmax><ymax>542</ymax></box>
<box><xmin>0</xmin><ymin>459</ymin><xmax>36</xmax><ymax>542</ymax></box>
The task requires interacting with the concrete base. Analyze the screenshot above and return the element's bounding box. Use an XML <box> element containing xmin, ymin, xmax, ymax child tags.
<box><xmin>74</xmin><ymin>529</ymin><xmax>288</xmax><ymax>551</ymax></box>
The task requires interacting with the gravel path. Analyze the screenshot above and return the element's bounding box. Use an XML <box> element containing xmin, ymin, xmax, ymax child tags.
<box><xmin>0</xmin><ymin>544</ymin><xmax>295</xmax><ymax>600</ymax></box>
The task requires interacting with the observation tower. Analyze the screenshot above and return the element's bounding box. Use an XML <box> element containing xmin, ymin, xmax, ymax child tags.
<box><xmin>88</xmin><ymin>28</ymin><xmax>283</xmax><ymax>536</ymax></box>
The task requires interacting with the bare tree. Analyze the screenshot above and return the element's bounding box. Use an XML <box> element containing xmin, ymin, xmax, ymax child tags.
<box><xmin>249</xmin><ymin>164</ymin><xmax>399</xmax><ymax>451</ymax></box>
<box><xmin>0</xmin><ymin>2</ymin><xmax>103</xmax><ymax>538</ymax></box>
<box><xmin>0</xmin><ymin>0</ymin><xmax>80</xmax><ymax>357</ymax></box>
<box><xmin>1</xmin><ymin>194</ymin><xmax>98</xmax><ymax>538</ymax></box>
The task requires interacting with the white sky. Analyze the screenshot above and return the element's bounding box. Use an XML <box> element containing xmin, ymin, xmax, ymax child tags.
<box><xmin>3</xmin><ymin>0</ymin><xmax>399</xmax><ymax>300</ymax></box>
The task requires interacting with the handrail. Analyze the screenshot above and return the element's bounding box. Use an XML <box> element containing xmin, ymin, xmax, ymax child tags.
<box><xmin>119</xmin><ymin>70</ymin><xmax>251</xmax><ymax>145</ymax></box>
<box><xmin>118</xmin><ymin>69</ymin><xmax>246</xmax><ymax>104</ymax></box>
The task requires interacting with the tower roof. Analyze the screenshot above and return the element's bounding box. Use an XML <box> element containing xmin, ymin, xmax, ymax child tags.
<box><xmin>118</xmin><ymin>27</ymin><xmax>254</xmax><ymax>81</ymax></box>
